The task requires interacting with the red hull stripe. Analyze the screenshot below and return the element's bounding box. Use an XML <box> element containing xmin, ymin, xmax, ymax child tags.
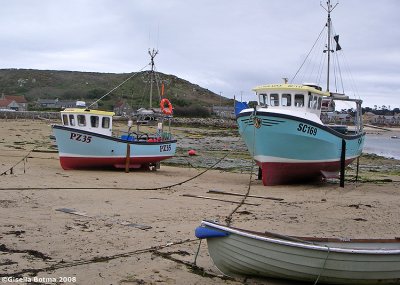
<box><xmin>59</xmin><ymin>156</ymin><xmax>172</xmax><ymax>170</ymax></box>
<box><xmin>257</xmin><ymin>158</ymin><xmax>355</xmax><ymax>186</ymax></box>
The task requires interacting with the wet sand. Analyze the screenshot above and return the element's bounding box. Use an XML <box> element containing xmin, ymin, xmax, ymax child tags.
<box><xmin>0</xmin><ymin>119</ymin><xmax>399</xmax><ymax>284</ymax></box>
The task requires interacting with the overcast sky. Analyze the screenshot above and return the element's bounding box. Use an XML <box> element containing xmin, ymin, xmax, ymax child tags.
<box><xmin>0</xmin><ymin>0</ymin><xmax>399</xmax><ymax>108</ymax></box>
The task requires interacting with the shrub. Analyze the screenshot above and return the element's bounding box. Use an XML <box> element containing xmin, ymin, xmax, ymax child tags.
<box><xmin>174</xmin><ymin>105</ymin><xmax>210</xmax><ymax>117</ymax></box>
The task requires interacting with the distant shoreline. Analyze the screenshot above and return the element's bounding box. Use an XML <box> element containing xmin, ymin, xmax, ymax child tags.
<box><xmin>2</xmin><ymin>111</ymin><xmax>400</xmax><ymax>131</ymax></box>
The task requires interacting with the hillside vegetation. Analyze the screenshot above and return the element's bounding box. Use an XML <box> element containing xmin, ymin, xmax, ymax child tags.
<box><xmin>0</xmin><ymin>69</ymin><xmax>231</xmax><ymax>111</ymax></box>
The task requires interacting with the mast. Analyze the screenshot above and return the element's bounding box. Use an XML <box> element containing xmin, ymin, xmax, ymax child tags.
<box><xmin>148</xmin><ymin>48</ymin><xmax>158</xmax><ymax>108</ymax></box>
<box><xmin>322</xmin><ymin>0</ymin><xmax>338</xmax><ymax>92</ymax></box>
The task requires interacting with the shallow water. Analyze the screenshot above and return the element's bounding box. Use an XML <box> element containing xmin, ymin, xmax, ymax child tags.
<box><xmin>364</xmin><ymin>132</ymin><xmax>400</xmax><ymax>159</ymax></box>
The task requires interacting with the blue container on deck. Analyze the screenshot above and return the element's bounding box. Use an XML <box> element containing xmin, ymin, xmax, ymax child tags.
<box><xmin>121</xmin><ymin>135</ymin><xmax>135</xmax><ymax>141</ymax></box>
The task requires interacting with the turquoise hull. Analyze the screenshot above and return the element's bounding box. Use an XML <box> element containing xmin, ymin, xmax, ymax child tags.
<box><xmin>237</xmin><ymin>110</ymin><xmax>365</xmax><ymax>185</ymax></box>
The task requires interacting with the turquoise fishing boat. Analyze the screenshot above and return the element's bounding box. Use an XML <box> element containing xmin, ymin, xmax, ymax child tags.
<box><xmin>52</xmin><ymin>49</ymin><xmax>177</xmax><ymax>170</ymax></box>
<box><xmin>236</xmin><ymin>1</ymin><xmax>365</xmax><ymax>185</ymax></box>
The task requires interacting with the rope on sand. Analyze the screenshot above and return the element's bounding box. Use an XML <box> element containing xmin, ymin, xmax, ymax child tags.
<box><xmin>224</xmin><ymin>159</ymin><xmax>255</xmax><ymax>226</ymax></box>
<box><xmin>0</xmin><ymin>151</ymin><xmax>230</xmax><ymax>191</ymax></box>
<box><xmin>225</xmin><ymin>116</ymin><xmax>257</xmax><ymax>226</ymax></box>
<box><xmin>144</xmin><ymin>151</ymin><xmax>230</xmax><ymax>190</ymax></box>
<box><xmin>0</xmin><ymin>239</ymin><xmax>197</xmax><ymax>278</ymax></box>
<box><xmin>0</xmin><ymin>147</ymin><xmax>36</xmax><ymax>176</ymax></box>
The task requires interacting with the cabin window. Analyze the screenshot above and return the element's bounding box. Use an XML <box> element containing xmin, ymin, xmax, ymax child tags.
<box><xmin>282</xmin><ymin>94</ymin><xmax>291</xmax><ymax>106</ymax></box>
<box><xmin>317</xmin><ymin>97</ymin><xmax>322</xmax><ymax>110</ymax></box>
<box><xmin>308</xmin><ymin>94</ymin><xmax>318</xmax><ymax>109</ymax></box>
<box><xmin>270</xmin><ymin>94</ymin><xmax>279</xmax><ymax>106</ymax></box>
<box><xmin>294</xmin><ymin>94</ymin><xmax>304</xmax><ymax>107</ymax></box>
<box><xmin>313</xmin><ymin>96</ymin><xmax>319</xmax><ymax>109</ymax></box>
<box><xmin>90</xmin><ymin>116</ymin><xmax>99</xmax><ymax>128</ymax></box>
<box><xmin>102</xmin><ymin>117</ymin><xmax>110</xmax><ymax>128</ymax></box>
<box><xmin>77</xmin><ymin>115</ymin><xmax>86</xmax><ymax>126</ymax></box>
<box><xmin>259</xmin><ymin>93</ymin><xmax>267</xmax><ymax>105</ymax></box>
<box><xmin>69</xmin><ymin>114</ymin><xmax>75</xmax><ymax>126</ymax></box>
<box><xmin>62</xmin><ymin>114</ymin><xmax>69</xmax><ymax>126</ymax></box>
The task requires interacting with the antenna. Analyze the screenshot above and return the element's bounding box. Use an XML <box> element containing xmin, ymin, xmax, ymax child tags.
<box><xmin>321</xmin><ymin>0</ymin><xmax>339</xmax><ymax>92</ymax></box>
<box><xmin>157</xmin><ymin>23</ymin><xmax>160</xmax><ymax>50</ymax></box>
<box><xmin>148</xmin><ymin>48</ymin><xmax>159</xmax><ymax>108</ymax></box>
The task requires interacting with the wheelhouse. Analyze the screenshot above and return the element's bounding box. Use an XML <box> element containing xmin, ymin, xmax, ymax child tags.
<box><xmin>60</xmin><ymin>108</ymin><xmax>114</xmax><ymax>136</ymax></box>
<box><xmin>253</xmin><ymin>84</ymin><xmax>330</xmax><ymax>117</ymax></box>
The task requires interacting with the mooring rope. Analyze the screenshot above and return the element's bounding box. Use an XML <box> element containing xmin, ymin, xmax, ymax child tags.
<box><xmin>314</xmin><ymin>246</ymin><xmax>331</xmax><ymax>285</ymax></box>
<box><xmin>147</xmin><ymin>151</ymin><xmax>230</xmax><ymax>190</ymax></box>
<box><xmin>0</xmin><ymin>147</ymin><xmax>36</xmax><ymax>176</ymax></box>
<box><xmin>0</xmin><ymin>151</ymin><xmax>230</xmax><ymax>191</ymax></box>
<box><xmin>0</xmin><ymin>238</ymin><xmax>197</xmax><ymax>278</ymax></box>
<box><xmin>225</xmin><ymin>114</ymin><xmax>257</xmax><ymax>226</ymax></box>
<box><xmin>193</xmin><ymin>239</ymin><xmax>202</xmax><ymax>266</ymax></box>
<box><xmin>225</xmin><ymin>159</ymin><xmax>255</xmax><ymax>226</ymax></box>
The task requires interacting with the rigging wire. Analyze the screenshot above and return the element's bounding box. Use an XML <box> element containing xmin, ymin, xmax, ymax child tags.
<box><xmin>291</xmin><ymin>24</ymin><xmax>326</xmax><ymax>83</ymax></box>
<box><xmin>136</xmin><ymin>64</ymin><xmax>162</xmax><ymax>110</ymax></box>
<box><xmin>336</xmin><ymin>52</ymin><xmax>345</xmax><ymax>93</ymax></box>
<box><xmin>138</xmin><ymin>72</ymin><xmax>150</xmax><ymax>109</ymax></box>
<box><xmin>342</xmin><ymin>51</ymin><xmax>361</xmax><ymax>100</ymax></box>
<box><xmin>87</xmin><ymin>63</ymin><xmax>150</xmax><ymax>109</ymax></box>
<box><xmin>329</xmin><ymin>22</ymin><xmax>360</xmax><ymax>100</ymax></box>
<box><xmin>330</xmin><ymin>23</ymin><xmax>344</xmax><ymax>94</ymax></box>
<box><xmin>332</xmin><ymin>52</ymin><xmax>339</xmax><ymax>92</ymax></box>
<box><xmin>138</xmin><ymin>49</ymin><xmax>162</xmax><ymax>109</ymax></box>
<box><xmin>316</xmin><ymin>38</ymin><xmax>327</xmax><ymax>86</ymax></box>
<box><xmin>153</xmin><ymin>65</ymin><xmax>163</xmax><ymax>102</ymax></box>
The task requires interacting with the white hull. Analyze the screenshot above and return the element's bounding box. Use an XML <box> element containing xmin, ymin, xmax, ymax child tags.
<box><xmin>197</xmin><ymin>221</ymin><xmax>400</xmax><ymax>284</ymax></box>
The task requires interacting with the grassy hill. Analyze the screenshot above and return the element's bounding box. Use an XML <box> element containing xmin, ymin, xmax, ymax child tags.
<box><xmin>0</xmin><ymin>69</ymin><xmax>231</xmax><ymax>111</ymax></box>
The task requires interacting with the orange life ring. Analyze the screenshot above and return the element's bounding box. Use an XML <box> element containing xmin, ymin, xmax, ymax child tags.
<box><xmin>160</xmin><ymin>98</ymin><xmax>173</xmax><ymax>115</ymax></box>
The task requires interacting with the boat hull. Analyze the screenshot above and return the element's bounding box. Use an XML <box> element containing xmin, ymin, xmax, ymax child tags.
<box><xmin>197</xmin><ymin>221</ymin><xmax>400</xmax><ymax>284</ymax></box>
<box><xmin>52</xmin><ymin>125</ymin><xmax>177</xmax><ymax>170</ymax></box>
<box><xmin>237</xmin><ymin>110</ymin><xmax>365</xmax><ymax>185</ymax></box>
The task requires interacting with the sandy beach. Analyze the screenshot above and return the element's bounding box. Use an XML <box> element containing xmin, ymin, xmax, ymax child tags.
<box><xmin>1</xmin><ymin>119</ymin><xmax>400</xmax><ymax>284</ymax></box>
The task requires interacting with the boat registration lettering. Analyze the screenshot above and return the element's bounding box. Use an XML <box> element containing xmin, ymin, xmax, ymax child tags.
<box><xmin>160</xmin><ymin>144</ymin><xmax>171</xmax><ymax>152</ymax></box>
<box><xmin>297</xmin><ymin>123</ymin><xmax>317</xmax><ymax>136</ymax></box>
<box><xmin>70</xmin><ymin>132</ymin><xmax>92</xmax><ymax>143</ymax></box>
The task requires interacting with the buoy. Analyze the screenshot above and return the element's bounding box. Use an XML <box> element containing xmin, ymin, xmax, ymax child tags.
<box><xmin>188</xmin><ymin>149</ymin><xmax>196</xmax><ymax>156</ymax></box>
